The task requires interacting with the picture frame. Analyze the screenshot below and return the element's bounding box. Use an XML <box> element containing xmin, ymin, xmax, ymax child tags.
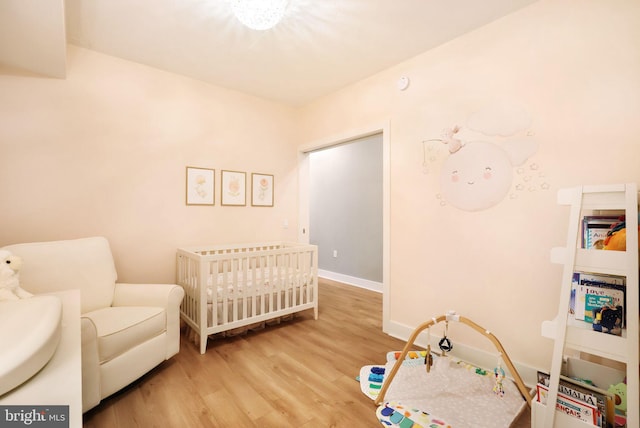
<box><xmin>221</xmin><ymin>170</ymin><xmax>246</xmax><ymax>206</ymax></box>
<box><xmin>251</xmin><ymin>173</ymin><xmax>274</xmax><ymax>207</ymax></box>
<box><xmin>185</xmin><ymin>166</ymin><xmax>215</xmax><ymax>205</ymax></box>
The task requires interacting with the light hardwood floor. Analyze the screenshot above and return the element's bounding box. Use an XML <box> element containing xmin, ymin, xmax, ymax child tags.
<box><xmin>83</xmin><ymin>279</ymin><xmax>530</xmax><ymax>427</ymax></box>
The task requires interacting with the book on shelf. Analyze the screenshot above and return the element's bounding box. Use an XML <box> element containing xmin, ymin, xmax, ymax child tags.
<box><xmin>537</xmin><ymin>383</ymin><xmax>599</xmax><ymax>426</ymax></box>
<box><xmin>537</xmin><ymin>371</ymin><xmax>615</xmax><ymax>428</ymax></box>
<box><xmin>584</xmin><ymin>294</ymin><xmax>614</xmax><ymax>323</ymax></box>
<box><xmin>570</xmin><ymin>272</ymin><xmax>625</xmax><ymax>327</ymax></box>
<box><xmin>583</xmin><ymin>283</ymin><xmax>625</xmax><ymax>324</ymax></box>
<box><xmin>582</xmin><ymin>216</ymin><xmax>621</xmax><ymax>249</ymax></box>
<box><xmin>569</xmin><ymin>272</ymin><xmax>579</xmax><ymax>316</ymax></box>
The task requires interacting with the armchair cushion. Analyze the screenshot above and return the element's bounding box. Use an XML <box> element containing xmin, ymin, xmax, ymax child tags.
<box><xmin>83</xmin><ymin>306</ymin><xmax>166</xmax><ymax>364</ymax></box>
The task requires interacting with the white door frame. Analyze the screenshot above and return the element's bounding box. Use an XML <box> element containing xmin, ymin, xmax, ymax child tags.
<box><xmin>298</xmin><ymin>121</ymin><xmax>390</xmax><ymax>332</ymax></box>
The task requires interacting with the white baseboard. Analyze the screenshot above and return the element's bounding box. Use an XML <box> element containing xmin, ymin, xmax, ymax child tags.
<box><xmin>385</xmin><ymin>319</ymin><xmax>540</xmax><ymax>388</ymax></box>
<box><xmin>318</xmin><ymin>270</ymin><xmax>383</xmax><ymax>293</ymax></box>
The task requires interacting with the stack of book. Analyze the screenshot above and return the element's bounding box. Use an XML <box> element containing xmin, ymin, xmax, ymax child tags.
<box><xmin>569</xmin><ymin>271</ymin><xmax>625</xmax><ymax>335</ymax></box>
<box><xmin>536</xmin><ymin>371</ymin><xmax>616</xmax><ymax>427</ymax></box>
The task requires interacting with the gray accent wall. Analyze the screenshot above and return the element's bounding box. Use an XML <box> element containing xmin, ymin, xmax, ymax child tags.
<box><xmin>309</xmin><ymin>133</ymin><xmax>383</xmax><ymax>282</ymax></box>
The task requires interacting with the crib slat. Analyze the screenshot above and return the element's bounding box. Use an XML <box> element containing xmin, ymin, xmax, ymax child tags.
<box><xmin>210</xmin><ymin>260</ymin><xmax>219</xmax><ymax>328</ymax></box>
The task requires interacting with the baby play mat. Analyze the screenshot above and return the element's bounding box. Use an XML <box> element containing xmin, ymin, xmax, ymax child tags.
<box><xmin>360</xmin><ymin>355</ymin><xmax>528</xmax><ymax>428</ymax></box>
<box><xmin>377</xmin><ymin>401</ymin><xmax>450</xmax><ymax>427</ymax></box>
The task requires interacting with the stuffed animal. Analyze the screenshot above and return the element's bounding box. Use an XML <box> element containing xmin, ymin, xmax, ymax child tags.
<box><xmin>603</xmin><ymin>220</ymin><xmax>627</xmax><ymax>251</ymax></box>
<box><xmin>608</xmin><ymin>380</ymin><xmax>627</xmax><ymax>413</ymax></box>
<box><xmin>591</xmin><ymin>305</ymin><xmax>622</xmax><ymax>336</ymax></box>
<box><xmin>0</xmin><ymin>249</ymin><xmax>33</xmax><ymax>301</ymax></box>
<box><xmin>603</xmin><ymin>216</ymin><xmax>640</xmax><ymax>251</ymax></box>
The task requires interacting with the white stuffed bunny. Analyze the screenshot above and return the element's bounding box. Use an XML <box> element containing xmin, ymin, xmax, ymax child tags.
<box><xmin>0</xmin><ymin>249</ymin><xmax>33</xmax><ymax>300</ymax></box>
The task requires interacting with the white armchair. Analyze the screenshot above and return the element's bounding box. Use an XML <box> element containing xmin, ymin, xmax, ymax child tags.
<box><xmin>2</xmin><ymin>237</ymin><xmax>184</xmax><ymax>412</ymax></box>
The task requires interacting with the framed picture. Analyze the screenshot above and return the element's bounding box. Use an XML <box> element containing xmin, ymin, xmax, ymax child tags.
<box><xmin>221</xmin><ymin>170</ymin><xmax>246</xmax><ymax>206</ymax></box>
<box><xmin>186</xmin><ymin>166</ymin><xmax>214</xmax><ymax>205</ymax></box>
<box><xmin>251</xmin><ymin>173</ymin><xmax>274</xmax><ymax>207</ymax></box>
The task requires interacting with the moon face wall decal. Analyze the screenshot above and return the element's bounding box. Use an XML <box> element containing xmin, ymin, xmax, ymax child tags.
<box><xmin>440</xmin><ymin>141</ymin><xmax>514</xmax><ymax>212</ymax></box>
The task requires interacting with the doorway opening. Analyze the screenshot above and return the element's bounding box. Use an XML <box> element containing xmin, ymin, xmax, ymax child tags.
<box><xmin>308</xmin><ymin>133</ymin><xmax>383</xmax><ymax>291</ymax></box>
<box><xmin>298</xmin><ymin>122</ymin><xmax>390</xmax><ymax>332</ymax></box>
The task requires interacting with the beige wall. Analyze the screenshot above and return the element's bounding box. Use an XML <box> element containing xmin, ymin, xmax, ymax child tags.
<box><xmin>0</xmin><ymin>46</ymin><xmax>300</xmax><ymax>284</ymax></box>
<box><xmin>298</xmin><ymin>0</ymin><xmax>640</xmax><ymax>370</ymax></box>
<box><xmin>1</xmin><ymin>0</ymin><xmax>639</xmax><ymax>373</ymax></box>
<box><xmin>0</xmin><ymin>0</ymin><xmax>66</xmax><ymax>78</ymax></box>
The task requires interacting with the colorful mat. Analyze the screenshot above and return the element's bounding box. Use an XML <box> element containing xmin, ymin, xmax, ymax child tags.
<box><xmin>377</xmin><ymin>401</ymin><xmax>451</xmax><ymax>428</ymax></box>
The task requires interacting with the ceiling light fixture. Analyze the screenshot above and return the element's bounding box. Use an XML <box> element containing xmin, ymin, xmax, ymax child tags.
<box><xmin>230</xmin><ymin>0</ymin><xmax>289</xmax><ymax>31</ymax></box>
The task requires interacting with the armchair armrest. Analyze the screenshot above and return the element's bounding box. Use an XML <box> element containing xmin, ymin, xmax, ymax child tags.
<box><xmin>112</xmin><ymin>283</ymin><xmax>185</xmax><ymax>359</ymax></box>
<box><xmin>80</xmin><ymin>317</ymin><xmax>100</xmax><ymax>412</ymax></box>
<box><xmin>112</xmin><ymin>283</ymin><xmax>184</xmax><ymax>309</ymax></box>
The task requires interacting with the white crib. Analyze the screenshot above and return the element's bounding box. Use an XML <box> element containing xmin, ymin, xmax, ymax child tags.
<box><xmin>176</xmin><ymin>242</ymin><xmax>318</xmax><ymax>353</ymax></box>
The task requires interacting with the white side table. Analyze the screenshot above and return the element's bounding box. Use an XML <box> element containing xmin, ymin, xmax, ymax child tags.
<box><xmin>0</xmin><ymin>290</ymin><xmax>82</xmax><ymax>427</ymax></box>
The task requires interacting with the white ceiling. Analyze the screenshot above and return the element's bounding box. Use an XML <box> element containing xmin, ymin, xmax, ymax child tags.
<box><xmin>62</xmin><ymin>0</ymin><xmax>538</xmax><ymax>106</ymax></box>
